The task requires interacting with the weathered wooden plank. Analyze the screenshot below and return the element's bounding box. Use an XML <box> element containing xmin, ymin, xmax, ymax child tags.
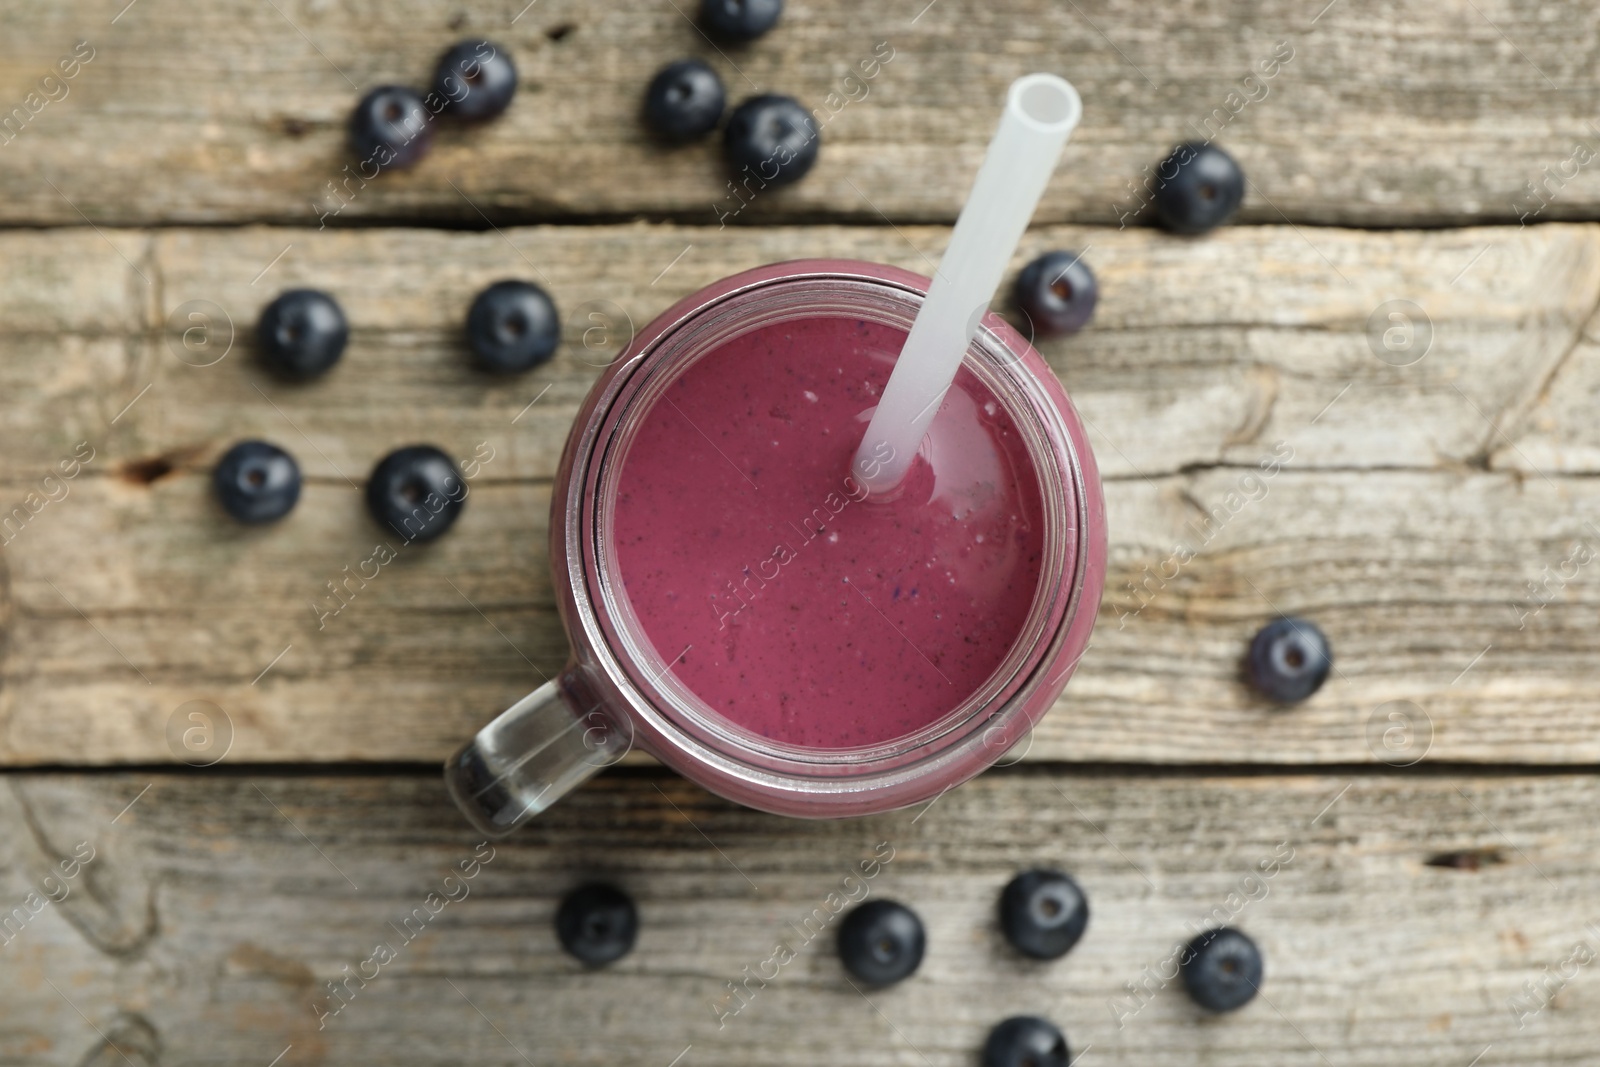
<box><xmin>1496</xmin><ymin>332</ymin><xmax>1600</xmax><ymax>475</ymax></box>
<box><xmin>4</xmin><ymin>770</ymin><xmax>1596</xmax><ymax>1065</ymax></box>
<box><xmin>3</xmin><ymin>0</ymin><xmax>1600</xmax><ymax>226</ymax></box>
<box><xmin>1</xmin><ymin>222</ymin><xmax>1595</xmax><ymax>481</ymax></box>
<box><xmin>4</xmin><ymin>468</ymin><xmax>1600</xmax><ymax>766</ymax></box>
<box><xmin>0</xmin><ymin>223</ymin><xmax>1598</xmax><ymax>766</ymax></box>
<box><xmin>2</xmin><ymin>479</ymin><xmax>567</xmax><ymax>766</ymax></box>
<box><xmin>1089</xmin><ymin>469</ymin><xmax>1600</xmax><ymax>765</ymax></box>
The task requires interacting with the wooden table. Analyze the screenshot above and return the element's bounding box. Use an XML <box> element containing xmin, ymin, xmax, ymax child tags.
<box><xmin>4</xmin><ymin>1</ymin><xmax>1599</xmax><ymax>1063</ymax></box>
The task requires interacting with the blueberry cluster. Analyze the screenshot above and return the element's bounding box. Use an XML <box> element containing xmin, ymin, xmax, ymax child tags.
<box><xmin>214</xmin><ymin>277</ymin><xmax>559</xmax><ymax>535</ymax></box>
<box><xmin>641</xmin><ymin>0</ymin><xmax>820</xmax><ymax>190</ymax></box>
<box><xmin>348</xmin><ymin>39</ymin><xmax>518</xmax><ymax>173</ymax></box>
<box><xmin>554</xmin><ymin>869</ymin><xmax>1265</xmax><ymax>1059</ymax></box>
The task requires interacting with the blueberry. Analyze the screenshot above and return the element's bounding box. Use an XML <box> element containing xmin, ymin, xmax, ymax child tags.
<box><xmin>213</xmin><ymin>441</ymin><xmax>300</xmax><ymax>524</ymax></box>
<box><xmin>365</xmin><ymin>445</ymin><xmax>466</xmax><ymax>543</ymax></box>
<box><xmin>701</xmin><ymin>0</ymin><xmax>782</xmax><ymax>40</ymax></box>
<box><xmin>1013</xmin><ymin>251</ymin><xmax>1099</xmax><ymax>336</ymax></box>
<box><xmin>555</xmin><ymin>883</ymin><xmax>638</xmax><ymax>966</ymax></box>
<box><xmin>349</xmin><ymin>85</ymin><xmax>434</xmax><ymax>170</ymax></box>
<box><xmin>1152</xmin><ymin>142</ymin><xmax>1245</xmax><ymax>235</ymax></box>
<box><xmin>433</xmin><ymin>40</ymin><xmax>517</xmax><ymax>122</ymax></box>
<box><xmin>999</xmin><ymin>869</ymin><xmax>1089</xmax><ymax>960</ymax></box>
<box><xmin>837</xmin><ymin>899</ymin><xmax>924</xmax><ymax>986</ymax></box>
<box><xmin>1181</xmin><ymin>927</ymin><xmax>1263</xmax><ymax>1013</ymax></box>
<box><xmin>724</xmin><ymin>94</ymin><xmax>819</xmax><ymax>188</ymax></box>
<box><xmin>256</xmin><ymin>289</ymin><xmax>349</xmax><ymax>380</ymax></box>
<box><xmin>982</xmin><ymin>1016</ymin><xmax>1070</xmax><ymax>1067</ymax></box>
<box><xmin>644</xmin><ymin>59</ymin><xmax>726</xmax><ymax>142</ymax></box>
<box><xmin>466</xmin><ymin>280</ymin><xmax>561</xmax><ymax>374</ymax></box>
<box><xmin>1246</xmin><ymin>616</ymin><xmax>1332</xmax><ymax>703</ymax></box>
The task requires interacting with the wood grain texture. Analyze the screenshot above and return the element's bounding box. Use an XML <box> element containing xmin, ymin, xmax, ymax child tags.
<box><xmin>2</xmin><ymin>0</ymin><xmax>1599</xmax><ymax>226</ymax></box>
<box><xmin>1</xmin><ymin>222</ymin><xmax>1599</xmax><ymax>766</ymax></box>
<box><xmin>5</xmin><ymin>770</ymin><xmax>1598</xmax><ymax>1066</ymax></box>
<box><xmin>12</xmin><ymin>221</ymin><xmax>1600</xmax><ymax>481</ymax></box>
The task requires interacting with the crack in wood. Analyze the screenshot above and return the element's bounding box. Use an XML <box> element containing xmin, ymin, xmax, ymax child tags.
<box><xmin>1424</xmin><ymin>847</ymin><xmax>1507</xmax><ymax>871</ymax></box>
<box><xmin>1486</xmin><ymin>278</ymin><xmax>1600</xmax><ymax>472</ymax></box>
<box><xmin>1221</xmin><ymin>363</ymin><xmax>1280</xmax><ymax>449</ymax></box>
<box><xmin>116</xmin><ymin>445</ymin><xmax>207</xmax><ymax>487</ymax></box>
<box><xmin>8</xmin><ymin>780</ymin><xmax>161</xmax><ymax>958</ymax></box>
<box><xmin>73</xmin><ymin>1012</ymin><xmax>159</xmax><ymax>1067</ymax></box>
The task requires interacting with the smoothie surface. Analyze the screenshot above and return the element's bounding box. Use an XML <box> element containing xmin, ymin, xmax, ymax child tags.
<box><xmin>612</xmin><ymin>315</ymin><xmax>1046</xmax><ymax>748</ymax></box>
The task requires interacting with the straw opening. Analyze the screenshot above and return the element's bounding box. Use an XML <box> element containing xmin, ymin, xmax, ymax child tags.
<box><xmin>1007</xmin><ymin>74</ymin><xmax>1081</xmax><ymax>133</ymax></box>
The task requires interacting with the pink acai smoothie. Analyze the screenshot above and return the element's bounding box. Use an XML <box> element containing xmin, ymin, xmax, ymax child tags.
<box><xmin>611</xmin><ymin>315</ymin><xmax>1046</xmax><ymax>750</ymax></box>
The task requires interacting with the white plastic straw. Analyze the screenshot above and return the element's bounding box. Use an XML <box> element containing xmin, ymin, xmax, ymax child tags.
<box><xmin>852</xmin><ymin>73</ymin><xmax>1082</xmax><ymax>493</ymax></box>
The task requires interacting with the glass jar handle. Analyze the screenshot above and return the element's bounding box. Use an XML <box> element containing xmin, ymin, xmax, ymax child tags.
<box><xmin>444</xmin><ymin>670</ymin><xmax>630</xmax><ymax>836</ymax></box>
